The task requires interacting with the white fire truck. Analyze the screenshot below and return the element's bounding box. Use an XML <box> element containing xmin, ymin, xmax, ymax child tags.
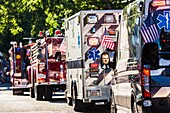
<box><xmin>27</xmin><ymin>30</ymin><xmax>66</xmax><ymax>100</ymax></box>
<box><xmin>65</xmin><ymin>10</ymin><xmax>122</xmax><ymax>111</ymax></box>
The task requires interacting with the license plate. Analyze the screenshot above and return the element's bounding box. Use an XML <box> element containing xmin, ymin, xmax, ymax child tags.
<box><xmin>87</xmin><ymin>90</ymin><xmax>100</xmax><ymax>97</ymax></box>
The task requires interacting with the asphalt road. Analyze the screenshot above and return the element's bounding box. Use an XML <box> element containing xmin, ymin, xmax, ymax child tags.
<box><xmin>0</xmin><ymin>83</ymin><xmax>109</xmax><ymax>113</ymax></box>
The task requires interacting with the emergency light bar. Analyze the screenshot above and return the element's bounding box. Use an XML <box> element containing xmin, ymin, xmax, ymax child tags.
<box><xmin>109</xmin><ymin>30</ymin><xmax>117</xmax><ymax>36</ymax></box>
<box><xmin>89</xmin><ymin>63</ymin><xmax>99</xmax><ymax>76</ymax></box>
<box><xmin>152</xmin><ymin>0</ymin><xmax>170</xmax><ymax>7</ymax></box>
<box><xmin>39</xmin><ymin>31</ymin><xmax>43</xmax><ymax>37</ymax></box>
<box><xmin>104</xmin><ymin>15</ymin><xmax>116</xmax><ymax>23</ymax></box>
<box><xmin>87</xmin><ymin>15</ymin><xmax>98</xmax><ymax>23</ymax></box>
<box><xmin>89</xmin><ymin>63</ymin><xmax>99</xmax><ymax>68</ymax></box>
<box><xmin>87</xmin><ymin>37</ymin><xmax>99</xmax><ymax>46</ymax></box>
<box><xmin>55</xmin><ymin>30</ymin><xmax>61</xmax><ymax>35</ymax></box>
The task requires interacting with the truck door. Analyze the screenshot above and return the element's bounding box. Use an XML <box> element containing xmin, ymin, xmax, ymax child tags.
<box><xmin>66</xmin><ymin>58</ymin><xmax>72</xmax><ymax>97</ymax></box>
<box><xmin>76</xmin><ymin>57</ymin><xmax>83</xmax><ymax>98</ymax></box>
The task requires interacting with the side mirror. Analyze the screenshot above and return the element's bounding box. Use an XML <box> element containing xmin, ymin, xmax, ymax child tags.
<box><xmin>100</xmin><ymin>52</ymin><xmax>110</xmax><ymax>69</ymax></box>
<box><xmin>135</xmin><ymin>17</ymin><xmax>140</xmax><ymax>26</ymax></box>
<box><xmin>137</xmin><ymin>1</ymin><xmax>143</xmax><ymax>13</ymax></box>
<box><xmin>130</xmin><ymin>75</ymin><xmax>139</xmax><ymax>82</ymax></box>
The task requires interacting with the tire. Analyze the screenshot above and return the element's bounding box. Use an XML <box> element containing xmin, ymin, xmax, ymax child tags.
<box><xmin>35</xmin><ymin>86</ymin><xmax>44</xmax><ymax>100</ymax></box>
<box><xmin>132</xmin><ymin>100</ymin><xmax>138</xmax><ymax>113</ymax></box>
<box><xmin>73</xmin><ymin>99</ymin><xmax>83</xmax><ymax>112</ymax></box>
<box><xmin>30</xmin><ymin>88</ymin><xmax>35</xmax><ymax>98</ymax></box>
<box><xmin>65</xmin><ymin>89</ymin><xmax>73</xmax><ymax>106</ymax></box>
<box><xmin>110</xmin><ymin>96</ymin><xmax>117</xmax><ymax>113</ymax></box>
<box><xmin>67</xmin><ymin>97</ymin><xmax>73</xmax><ymax>106</ymax></box>
<box><xmin>72</xmin><ymin>86</ymin><xmax>83</xmax><ymax>112</ymax></box>
<box><xmin>44</xmin><ymin>86</ymin><xmax>52</xmax><ymax>100</ymax></box>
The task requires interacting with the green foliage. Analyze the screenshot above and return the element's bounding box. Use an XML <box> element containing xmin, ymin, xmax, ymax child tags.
<box><xmin>0</xmin><ymin>0</ymin><xmax>135</xmax><ymax>54</ymax></box>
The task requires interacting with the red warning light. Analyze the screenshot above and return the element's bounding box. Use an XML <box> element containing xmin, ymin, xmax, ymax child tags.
<box><xmin>55</xmin><ymin>30</ymin><xmax>61</xmax><ymax>35</ymax></box>
<box><xmin>89</xmin><ymin>63</ymin><xmax>99</xmax><ymax>68</ymax></box>
<box><xmin>39</xmin><ymin>31</ymin><xmax>43</xmax><ymax>37</ymax></box>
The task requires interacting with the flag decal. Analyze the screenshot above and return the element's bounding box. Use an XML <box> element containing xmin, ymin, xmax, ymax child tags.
<box><xmin>101</xmin><ymin>35</ymin><xmax>115</xmax><ymax>50</ymax></box>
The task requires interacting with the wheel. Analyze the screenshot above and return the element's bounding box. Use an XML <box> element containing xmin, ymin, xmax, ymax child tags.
<box><xmin>35</xmin><ymin>86</ymin><xmax>44</xmax><ymax>100</ymax></box>
<box><xmin>67</xmin><ymin>97</ymin><xmax>73</xmax><ymax>106</ymax></box>
<box><xmin>110</xmin><ymin>95</ymin><xmax>117</xmax><ymax>113</ymax></box>
<box><xmin>72</xmin><ymin>87</ymin><xmax>83</xmax><ymax>112</ymax></box>
<box><xmin>73</xmin><ymin>99</ymin><xmax>83</xmax><ymax>112</ymax></box>
<box><xmin>44</xmin><ymin>86</ymin><xmax>52</xmax><ymax>100</ymax></box>
<box><xmin>132</xmin><ymin>100</ymin><xmax>138</xmax><ymax>113</ymax></box>
<box><xmin>30</xmin><ymin>88</ymin><xmax>35</xmax><ymax>98</ymax></box>
<box><xmin>65</xmin><ymin>89</ymin><xmax>73</xmax><ymax>106</ymax></box>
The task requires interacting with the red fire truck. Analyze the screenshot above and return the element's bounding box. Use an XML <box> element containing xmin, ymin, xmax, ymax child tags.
<box><xmin>9</xmin><ymin>41</ymin><xmax>33</xmax><ymax>95</ymax></box>
<box><xmin>27</xmin><ymin>30</ymin><xmax>66</xmax><ymax>100</ymax></box>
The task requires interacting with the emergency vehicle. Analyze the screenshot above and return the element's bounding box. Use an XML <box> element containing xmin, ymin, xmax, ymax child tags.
<box><xmin>9</xmin><ymin>41</ymin><xmax>33</xmax><ymax>95</ymax></box>
<box><xmin>65</xmin><ymin>10</ymin><xmax>122</xmax><ymax>111</ymax></box>
<box><xmin>108</xmin><ymin>0</ymin><xmax>170</xmax><ymax>113</ymax></box>
<box><xmin>27</xmin><ymin>30</ymin><xmax>66</xmax><ymax>100</ymax></box>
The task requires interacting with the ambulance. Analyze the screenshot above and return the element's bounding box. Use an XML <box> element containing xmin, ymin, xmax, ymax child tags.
<box><xmin>109</xmin><ymin>0</ymin><xmax>170</xmax><ymax>113</ymax></box>
<box><xmin>65</xmin><ymin>10</ymin><xmax>122</xmax><ymax>111</ymax></box>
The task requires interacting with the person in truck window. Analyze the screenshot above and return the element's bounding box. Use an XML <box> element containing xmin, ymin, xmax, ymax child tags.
<box><xmin>55</xmin><ymin>52</ymin><xmax>61</xmax><ymax>61</ymax></box>
<box><xmin>142</xmin><ymin>42</ymin><xmax>158</xmax><ymax>69</ymax></box>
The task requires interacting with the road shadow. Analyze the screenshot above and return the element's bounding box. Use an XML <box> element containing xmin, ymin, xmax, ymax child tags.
<box><xmin>49</xmin><ymin>98</ymin><xmax>67</xmax><ymax>103</ymax></box>
<box><xmin>81</xmin><ymin>104</ymin><xmax>109</xmax><ymax>113</ymax></box>
<box><xmin>0</xmin><ymin>83</ymin><xmax>11</xmax><ymax>91</ymax></box>
<box><xmin>49</xmin><ymin>98</ymin><xmax>109</xmax><ymax>113</ymax></box>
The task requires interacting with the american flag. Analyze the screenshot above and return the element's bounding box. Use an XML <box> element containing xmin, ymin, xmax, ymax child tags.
<box><xmin>101</xmin><ymin>35</ymin><xmax>115</xmax><ymax>50</ymax></box>
<box><xmin>140</xmin><ymin>14</ymin><xmax>159</xmax><ymax>43</ymax></box>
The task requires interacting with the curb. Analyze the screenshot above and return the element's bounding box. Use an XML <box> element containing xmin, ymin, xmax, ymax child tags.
<box><xmin>0</xmin><ymin>87</ymin><xmax>11</xmax><ymax>91</ymax></box>
<box><xmin>0</xmin><ymin>83</ymin><xmax>11</xmax><ymax>91</ymax></box>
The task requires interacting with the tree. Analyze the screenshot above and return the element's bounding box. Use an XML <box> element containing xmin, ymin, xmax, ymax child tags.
<box><xmin>0</xmin><ymin>0</ymin><xmax>135</xmax><ymax>54</ymax></box>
